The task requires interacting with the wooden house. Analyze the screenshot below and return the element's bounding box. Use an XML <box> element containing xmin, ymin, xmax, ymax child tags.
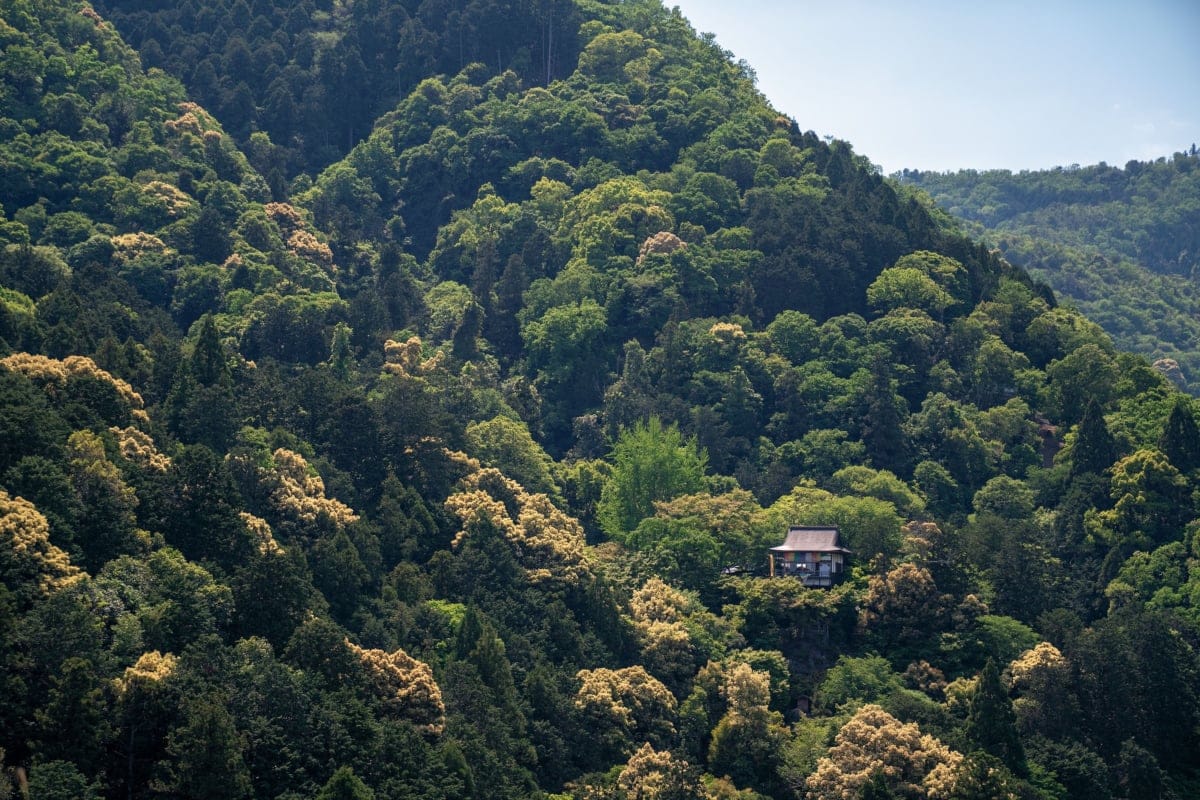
<box><xmin>768</xmin><ymin>526</ymin><xmax>850</xmax><ymax>587</ymax></box>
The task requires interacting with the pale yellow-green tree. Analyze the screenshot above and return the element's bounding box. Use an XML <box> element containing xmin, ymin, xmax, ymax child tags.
<box><xmin>1006</xmin><ymin>642</ymin><xmax>1076</xmax><ymax>739</ymax></box>
<box><xmin>0</xmin><ymin>489</ymin><xmax>83</xmax><ymax>607</ymax></box>
<box><xmin>446</xmin><ymin>458</ymin><xmax>590</xmax><ymax>587</ymax></box>
<box><xmin>707</xmin><ymin>663</ymin><xmax>789</xmax><ymax>796</ymax></box>
<box><xmin>805</xmin><ymin>704</ymin><xmax>962</xmax><ymax>799</ymax></box>
<box><xmin>616</xmin><ymin>742</ymin><xmax>706</xmax><ymax>800</ymax></box>
<box><xmin>347</xmin><ymin>641</ymin><xmax>445</xmax><ymax>736</ymax></box>
<box><xmin>574</xmin><ymin>665</ymin><xmax>677</xmax><ymax>757</ymax></box>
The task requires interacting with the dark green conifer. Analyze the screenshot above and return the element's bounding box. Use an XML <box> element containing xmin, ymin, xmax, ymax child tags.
<box><xmin>315</xmin><ymin>766</ymin><xmax>374</xmax><ymax>800</ymax></box>
<box><xmin>964</xmin><ymin>658</ymin><xmax>1026</xmax><ymax>777</ymax></box>
<box><xmin>163</xmin><ymin>695</ymin><xmax>252</xmax><ymax>799</ymax></box>
<box><xmin>1070</xmin><ymin>399</ymin><xmax>1117</xmax><ymax>478</ymax></box>
<box><xmin>1158</xmin><ymin>398</ymin><xmax>1200</xmax><ymax>474</ymax></box>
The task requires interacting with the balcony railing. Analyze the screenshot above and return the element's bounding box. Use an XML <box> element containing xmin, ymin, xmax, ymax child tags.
<box><xmin>775</xmin><ymin>561</ymin><xmax>845</xmax><ymax>587</ymax></box>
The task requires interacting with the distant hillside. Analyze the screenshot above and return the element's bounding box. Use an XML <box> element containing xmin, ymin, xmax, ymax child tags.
<box><xmin>900</xmin><ymin>152</ymin><xmax>1200</xmax><ymax>388</ymax></box>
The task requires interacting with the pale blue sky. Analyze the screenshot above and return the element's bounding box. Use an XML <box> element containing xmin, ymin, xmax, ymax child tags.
<box><xmin>670</xmin><ymin>0</ymin><xmax>1200</xmax><ymax>173</ymax></box>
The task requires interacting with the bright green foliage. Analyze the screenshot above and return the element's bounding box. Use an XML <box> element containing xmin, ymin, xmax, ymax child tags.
<box><xmin>1089</xmin><ymin>448</ymin><xmax>1192</xmax><ymax>548</ymax></box>
<box><xmin>465</xmin><ymin>416</ymin><xmax>561</xmax><ymax>501</ymax></box>
<box><xmin>789</xmin><ymin>494</ymin><xmax>904</xmax><ymax>564</ymax></box>
<box><xmin>813</xmin><ymin>655</ymin><xmax>906</xmax><ymax>714</ymax></box>
<box><xmin>971</xmin><ymin>476</ymin><xmax>1035</xmax><ymax>520</ymax></box>
<box><xmin>598</xmin><ymin>417</ymin><xmax>708</xmax><ymax>539</ymax></box>
<box><xmin>867</xmin><ymin>266</ymin><xmax>955</xmax><ymax>316</ymax></box>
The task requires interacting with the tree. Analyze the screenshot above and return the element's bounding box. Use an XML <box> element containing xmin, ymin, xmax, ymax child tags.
<box><xmin>464</xmin><ymin>416</ymin><xmax>561</xmax><ymax>501</ymax></box>
<box><xmin>522</xmin><ymin>299</ymin><xmax>611</xmax><ymax>441</ymax></box>
<box><xmin>617</xmin><ymin>743</ymin><xmax>706</xmax><ymax>800</ymax></box>
<box><xmin>0</xmin><ymin>489</ymin><xmax>82</xmax><ymax>609</ymax></box>
<box><xmin>597</xmin><ymin>417</ymin><xmax>707</xmax><ymax>540</ymax></box>
<box><xmin>860</xmin><ymin>563</ymin><xmax>950</xmax><ymax>662</ymax></box>
<box><xmin>866</xmin><ymin>266</ymin><xmax>954</xmax><ymax>317</ymax></box>
<box><xmin>813</xmin><ymin>655</ymin><xmax>905</xmax><ymax>715</ymax></box>
<box><xmin>971</xmin><ymin>476</ymin><xmax>1035</xmax><ymax>520</ymax></box>
<box><xmin>963</xmin><ymin>659</ymin><xmax>1026</xmax><ymax>777</ymax></box>
<box><xmin>707</xmin><ymin>664</ymin><xmax>791</xmax><ymax>796</ymax></box>
<box><xmin>1046</xmin><ymin>344</ymin><xmax>1119</xmax><ymax>424</ymax></box>
<box><xmin>159</xmin><ymin>444</ymin><xmax>252</xmax><ymax>570</ymax></box>
<box><xmin>1158</xmin><ymin>398</ymin><xmax>1200</xmax><ymax>474</ymax></box>
<box><xmin>166</xmin><ymin>315</ymin><xmax>237</xmax><ymax>451</ymax></box>
<box><xmin>1007</xmin><ymin>642</ymin><xmax>1076</xmax><ymax>740</ymax></box>
<box><xmin>190</xmin><ymin>205</ymin><xmax>233</xmax><ymax>264</ymax></box>
<box><xmin>573</xmin><ymin>666</ymin><xmax>677</xmax><ymax>763</ymax></box>
<box><xmin>947</xmin><ymin>752</ymin><xmax>1018</xmax><ymax>800</ymax></box>
<box><xmin>315</xmin><ymin>766</ymin><xmax>375</xmax><ymax>800</ymax></box>
<box><xmin>1070</xmin><ymin>399</ymin><xmax>1118</xmax><ymax>478</ymax></box>
<box><xmin>32</xmin><ymin>657</ymin><xmax>111</xmax><ymax>775</ymax></box>
<box><xmin>1089</xmin><ymin>449</ymin><xmax>1191</xmax><ymax>549</ymax></box>
<box><xmin>25</xmin><ymin>761</ymin><xmax>100</xmax><ymax>800</ymax></box>
<box><xmin>806</xmin><ymin>704</ymin><xmax>962</xmax><ymax>800</ymax></box>
<box><xmin>860</xmin><ymin>358</ymin><xmax>909</xmax><ymax>474</ymax></box>
<box><xmin>65</xmin><ymin>430</ymin><xmax>141</xmax><ymax>572</ymax></box>
<box><xmin>162</xmin><ymin>694</ymin><xmax>252</xmax><ymax>799</ymax></box>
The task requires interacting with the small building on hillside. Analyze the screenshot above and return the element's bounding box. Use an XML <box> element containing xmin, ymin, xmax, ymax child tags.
<box><xmin>769</xmin><ymin>526</ymin><xmax>850</xmax><ymax>587</ymax></box>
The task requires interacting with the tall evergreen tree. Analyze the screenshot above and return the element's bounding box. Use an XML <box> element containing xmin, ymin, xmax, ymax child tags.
<box><xmin>1070</xmin><ymin>399</ymin><xmax>1118</xmax><ymax>478</ymax></box>
<box><xmin>862</xmin><ymin>357</ymin><xmax>908</xmax><ymax>475</ymax></box>
<box><xmin>163</xmin><ymin>695</ymin><xmax>252</xmax><ymax>799</ymax></box>
<box><xmin>315</xmin><ymin>766</ymin><xmax>374</xmax><ymax>800</ymax></box>
<box><xmin>1158</xmin><ymin>398</ymin><xmax>1200</xmax><ymax>474</ymax></box>
<box><xmin>964</xmin><ymin>658</ymin><xmax>1026</xmax><ymax>777</ymax></box>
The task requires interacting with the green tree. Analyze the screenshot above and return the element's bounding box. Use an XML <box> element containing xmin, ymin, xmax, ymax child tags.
<box><xmin>964</xmin><ymin>659</ymin><xmax>1026</xmax><ymax>777</ymax></box>
<box><xmin>1089</xmin><ymin>449</ymin><xmax>1192</xmax><ymax>548</ymax></box>
<box><xmin>1046</xmin><ymin>343</ymin><xmax>1119</xmax><ymax>424</ymax></box>
<box><xmin>597</xmin><ymin>417</ymin><xmax>707</xmax><ymax>539</ymax></box>
<box><xmin>866</xmin><ymin>266</ymin><xmax>954</xmax><ymax>316</ymax></box>
<box><xmin>315</xmin><ymin>766</ymin><xmax>375</xmax><ymax>800</ymax></box>
<box><xmin>166</xmin><ymin>315</ymin><xmax>237</xmax><ymax>451</ymax></box>
<box><xmin>1158</xmin><ymin>398</ymin><xmax>1200</xmax><ymax>474</ymax></box>
<box><xmin>1071</xmin><ymin>399</ymin><xmax>1118</xmax><ymax>478</ymax></box>
<box><xmin>947</xmin><ymin>752</ymin><xmax>1018</xmax><ymax>800</ymax></box>
<box><xmin>163</xmin><ymin>694</ymin><xmax>252</xmax><ymax>799</ymax></box>
<box><xmin>26</xmin><ymin>761</ymin><xmax>100</xmax><ymax>800</ymax></box>
<box><xmin>464</xmin><ymin>416</ymin><xmax>561</xmax><ymax>501</ymax></box>
<box><xmin>32</xmin><ymin>657</ymin><xmax>111</xmax><ymax>775</ymax></box>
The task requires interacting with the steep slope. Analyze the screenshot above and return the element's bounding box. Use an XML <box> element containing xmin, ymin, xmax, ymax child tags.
<box><xmin>2</xmin><ymin>1</ymin><xmax>1199</xmax><ymax>799</ymax></box>
<box><xmin>91</xmin><ymin>0</ymin><xmax>585</xmax><ymax>180</ymax></box>
<box><xmin>900</xmin><ymin>153</ymin><xmax>1200</xmax><ymax>389</ymax></box>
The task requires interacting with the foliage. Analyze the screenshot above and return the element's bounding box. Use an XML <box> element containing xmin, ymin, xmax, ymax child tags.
<box><xmin>805</xmin><ymin>704</ymin><xmax>963</xmax><ymax>800</ymax></box>
<box><xmin>2</xmin><ymin>0</ymin><xmax>1199</xmax><ymax>796</ymax></box>
<box><xmin>598</xmin><ymin>417</ymin><xmax>708</xmax><ymax>540</ymax></box>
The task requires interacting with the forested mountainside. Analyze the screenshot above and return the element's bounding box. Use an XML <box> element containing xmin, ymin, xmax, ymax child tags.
<box><xmin>900</xmin><ymin>153</ymin><xmax>1200</xmax><ymax>391</ymax></box>
<box><xmin>2</xmin><ymin>1</ymin><xmax>1199</xmax><ymax>798</ymax></box>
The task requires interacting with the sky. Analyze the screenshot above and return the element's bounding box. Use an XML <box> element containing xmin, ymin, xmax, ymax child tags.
<box><xmin>669</xmin><ymin>0</ymin><xmax>1200</xmax><ymax>174</ymax></box>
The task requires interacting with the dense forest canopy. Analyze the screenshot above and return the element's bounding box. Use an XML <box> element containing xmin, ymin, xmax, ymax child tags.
<box><xmin>1</xmin><ymin>1</ymin><xmax>1199</xmax><ymax>798</ymax></box>
<box><xmin>900</xmin><ymin>153</ymin><xmax>1200</xmax><ymax>391</ymax></box>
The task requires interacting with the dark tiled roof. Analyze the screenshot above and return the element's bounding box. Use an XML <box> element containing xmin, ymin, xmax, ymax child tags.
<box><xmin>770</xmin><ymin>526</ymin><xmax>851</xmax><ymax>554</ymax></box>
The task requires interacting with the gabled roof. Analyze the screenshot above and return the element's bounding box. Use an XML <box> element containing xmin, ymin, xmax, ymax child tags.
<box><xmin>770</xmin><ymin>526</ymin><xmax>851</xmax><ymax>554</ymax></box>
